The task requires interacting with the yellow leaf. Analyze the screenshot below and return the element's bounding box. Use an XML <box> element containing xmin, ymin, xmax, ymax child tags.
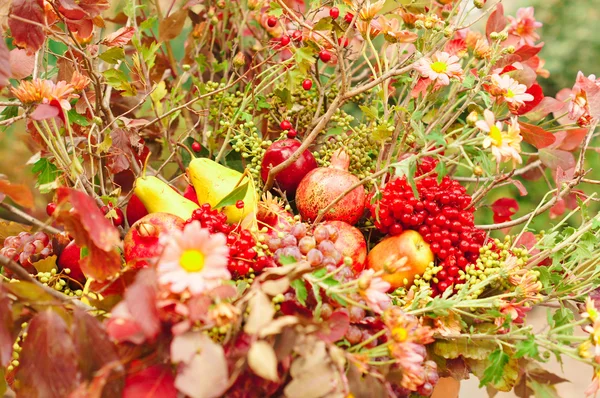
<box><xmin>32</xmin><ymin>255</ymin><xmax>57</xmax><ymax>273</ymax></box>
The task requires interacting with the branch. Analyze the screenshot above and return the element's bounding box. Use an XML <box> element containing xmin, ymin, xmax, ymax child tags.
<box><xmin>454</xmin><ymin>160</ymin><xmax>542</xmax><ymax>182</ymax></box>
<box><xmin>0</xmin><ymin>255</ymin><xmax>91</xmax><ymax>310</ymax></box>
<box><xmin>0</xmin><ymin>203</ymin><xmax>62</xmax><ymax>235</ymax></box>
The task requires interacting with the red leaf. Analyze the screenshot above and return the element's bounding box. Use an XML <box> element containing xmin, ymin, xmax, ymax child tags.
<box><xmin>0</xmin><ymin>34</ymin><xmax>9</xmax><ymax>87</ymax></box>
<box><xmin>526</xmin><ymin>97</ymin><xmax>566</xmax><ymax>121</ymax></box>
<box><xmin>0</xmin><ymin>285</ymin><xmax>16</xmax><ymax>367</ymax></box>
<box><xmin>8</xmin><ymin>0</ymin><xmax>46</xmax><ymax>54</ymax></box>
<box><xmin>101</xmin><ymin>26</ymin><xmax>135</xmax><ymax>47</ymax></box>
<box><xmin>30</xmin><ymin>103</ymin><xmax>61</xmax><ymax>121</ymax></box>
<box><xmin>512</xmin><ymin>43</ymin><xmax>544</xmax><ymax>63</ymax></box>
<box><xmin>75</xmin><ymin>0</ymin><xmax>109</xmax><ymax>18</ymax></box>
<box><xmin>71</xmin><ymin>309</ymin><xmax>123</xmax><ymax>386</ymax></box>
<box><xmin>518</xmin><ymin>122</ymin><xmax>556</xmax><ymax>149</ymax></box>
<box><xmin>514</xmin><ymin>232</ymin><xmax>537</xmax><ymax>251</ymax></box>
<box><xmin>16</xmin><ymin>309</ymin><xmax>81</xmax><ymax>397</ymax></box>
<box><xmin>521</xmin><ymin>157</ymin><xmax>544</xmax><ymax>181</ymax></box>
<box><xmin>550</xmin><ymin>198</ymin><xmax>566</xmax><ymax>219</ymax></box>
<box><xmin>491</xmin><ymin>198</ymin><xmax>518</xmax><ymax>223</ymax></box>
<box><xmin>105</xmin><ymin>304</ymin><xmax>146</xmax><ymax>344</ymax></box>
<box><xmin>485</xmin><ymin>3</ymin><xmax>506</xmax><ymax>40</ymax></box>
<box><xmin>553</xmin><ymin>129</ymin><xmax>587</xmax><ymax>151</ymax></box>
<box><xmin>513</xmin><ymin>83</ymin><xmax>544</xmax><ymax>115</ymax></box>
<box><xmin>554</xmin><ymin>166</ymin><xmax>575</xmax><ymax>187</ymax></box>
<box><xmin>124</xmin><ymin>268</ymin><xmax>160</xmax><ymax>341</ymax></box>
<box><xmin>68</xmin><ymin>362</ymin><xmax>123</xmax><ymax>398</ymax></box>
<box><xmin>57</xmin><ymin>0</ymin><xmax>88</xmax><ymax>20</ymax></box>
<box><xmin>122</xmin><ymin>364</ymin><xmax>177</xmax><ymax>398</ymax></box>
<box><xmin>317</xmin><ymin>310</ymin><xmax>349</xmax><ymax>343</ymax></box>
<box><xmin>9</xmin><ymin>48</ymin><xmax>35</xmax><ymax>79</ymax></box>
<box><xmin>107</xmin><ymin>128</ymin><xmax>144</xmax><ymax>174</ymax></box>
<box><xmin>56</xmin><ymin>188</ymin><xmax>119</xmax><ymax>251</ymax></box>
<box><xmin>508</xmin><ymin>179</ymin><xmax>528</xmax><ymax>196</ymax></box>
<box><xmin>506</xmin><ymin>67</ymin><xmax>538</xmax><ymax>88</ymax></box>
<box><xmin>539</xmin><ymin>148</ymin><xmax>576</xmax><ymax>171</ymax></box>
<box><xmin>55</xmin><ymin>188</ymin><xmax>121</xmax><ymax>281</ymax></box>
<box><xmin>0</xmin><ymin>178</ymin><xmax>34</xmax><ymax>208</ymax></box>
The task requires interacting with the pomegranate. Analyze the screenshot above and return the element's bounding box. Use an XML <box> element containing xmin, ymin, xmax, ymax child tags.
<box><xmin>295</xmin><ymin>149</ymin><xmax>365</xmax><ymax>225</ymax></box>
<box><xmin>367</xmin><ymin>230</ymin><xmax>434</xmax><ymax>290</ymax></box>
<box><xmin>126</xmin><ymin>194</ymin><xmax>149</xmax><ymax>226</ymax></box>
<box><xmin>124</xmin><ymin>213</ymin><xmax>185</xmax><ymax>268</ymax></box>
<box><xmin>249</xmin><ymin>192</ymin><xmax>293</xmax><ymax>236</ymax></box>
<box><xmin>57</xmin><ymin>240</ymin><xmax>86</xmax><ymax>284</ymax></box>
<box><xmin>324</xmin><ymin>221</ymin><xmax>367</xmax><ymax>273</ymax></box>
<box><xmin>261</xmin><ymin>139</ymin><xmax>317</xmax><ymax>194</ymax></box>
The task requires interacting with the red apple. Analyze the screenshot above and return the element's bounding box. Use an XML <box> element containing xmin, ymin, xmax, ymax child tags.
<box><xmin>367</xmin><ymin>230</ymin><xmax>434</xmax><ymax>289</ymax></box>
<box><xmin>57</xmin><ymin>241</ymin><xmax>86</xmax><ymax>284</ymax></box>
<box><xmin>126</xmin><ymin>194</ymin><xmax>149</xmax><ymax>227</ymax></box>
<box><xmin>261</xmin><ymin>139</ymin><xmax>317</xmax><ymax>194</ymax></box>
<box><xmin>183</xmin><ymin>184</ymin><xmax>200</xmax><ymax>205</ymax></box>
<box><xmin>124</xmin><ymin>212</ymin><xmax>185</xmax><ymax>269</ymax></box>
<box><xmin>324</xmin><ymin>221</ymin><xmax>367</xmax><ymax>273</ymax></box>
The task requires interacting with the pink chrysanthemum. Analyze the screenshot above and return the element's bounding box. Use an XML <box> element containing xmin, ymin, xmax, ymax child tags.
<box><xmin>508</xmin><ymin>7</ymin><xmax>542</xmax><ymax>46</ymax></box>
<box><xmin>358</xmin><ymin>269</ymin><xmax>391</xmax><ymax>314</ymax></box>
<box><xmin>157</xmin><ymin>221</ymin><xmax>230</xmax><ymax>295</ymax></box>
<box><xmin>414</xmin><ymin>51</ymin><xmax>463</xmax><ymax>86</ymax></box>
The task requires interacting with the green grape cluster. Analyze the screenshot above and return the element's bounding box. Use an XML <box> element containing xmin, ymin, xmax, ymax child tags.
<box><xmin>231</xmin><ymin>120</ymin><xmax>272</xmax><ymax>187</ymax></box>
<box><xmin>409</xmin><ymin>235</ymin><xmax>533</xmax><ymax>300</ymax></box>
<box><xmin>314</xmin><ymin>123</ymin><xmax>378</xmax><ymax>181</ymax></box>
<box><xmin>35</xmin><ymin>267</ymin><xmax>83</xmax><ymax>297</ymax></box>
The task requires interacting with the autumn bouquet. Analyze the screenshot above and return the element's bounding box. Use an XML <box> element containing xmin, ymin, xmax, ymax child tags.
<box><xmin>0</xmin><ymin>0</ymin><xmax>600</xmax><ymax>396</ymax></box>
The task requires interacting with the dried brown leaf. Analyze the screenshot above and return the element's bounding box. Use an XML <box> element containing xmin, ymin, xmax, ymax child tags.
<box><xmin>244</xmin><ymin>291</ymin><xmax>275</xmax><ymax>334</ymax></box>
<box><xmin>261</xmin><ymin>278</ymin><xmax>290</xmax><ymax>296</ymax></box>
<box><xmin>158</xmin><ymin>9</ymin><xmax>187</xmax><ymax>42</ymax></box>
<box><xmin>0</xmin><ymin>179</ymin><xmax>34</xmax><ymax>208</ymax></box>
<box><xmin>248</xmin><ymin>341</ymin><xmax>279</xmax><ymax>382</ymax></box>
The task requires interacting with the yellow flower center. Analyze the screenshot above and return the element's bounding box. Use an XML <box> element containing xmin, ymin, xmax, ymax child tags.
<box><xmin>180</xmin><ymin>249</ymin><xmax>205</xmax><ymax>273</ymax></box>
<box><xmin>588</xmin><ymin>308</ymin><xmax>598</xmax><ymax>321</ymax></box>
<box><xmin>391</xmin><ymin>326</ymin><xmax>408</xmax><ymax>342</ymax></box>
<box><xmin>505</xmin><ymin>89</ymin><xmax>515</xmax><ymax>98</ymax></box>
<box><xmin>489</xmin><ymin>125</ymin><xmax>503</xmax><ymax>146</ymax></box>
<box><xmin>430</xmin><ymin>61</ymin><xmax>448</xmax><ymax>74</ymax></box>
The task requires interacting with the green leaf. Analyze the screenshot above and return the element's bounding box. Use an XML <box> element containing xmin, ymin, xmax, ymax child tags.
<box><xmin>278</xmin><ymin>255</ymin><xmax>297</xmax><ymax>266</ymax></box>
<box><xmin>528</xmin><ymin>380</ymin><xmax>561</xmax><ymax>398</ymax></box>
<box><xmin>480</xmin><ymin>349</ymin><xmax>509</xmax><ymax>386</ymax></box>
<box><xmin>103</xmin><ymin>68</ymin><xmax>137</xmax><ymax>96</ymax></box>
<box><xmin>412</xmin><ymin>110</ymin><xmax>423</xmax><ymax>121</ymax></box>
<box><xmin>255</xmin><ymin>95</ymin><xmax>271</xmax><ymax>110</ymax></box>
<box><xmin>213</xmin><ymin>182</ymin><xmax>249</xmax><ymax>209</ymax></box>
<box><xmin>67</xmin><ymin>109</ymin><xmax>90</xmax><ymax>126</ymax></box>
<box><xmin>291</xmin><ymin>279</ymin><xmax>307</xmax><ymax>306</ymax></box>
<box><xmin>514</xmin><ymin>335</ymin><xmax>540</xmax><ymax>359</ymax></box>
<box><xmin>268</xmin><ymin>2</ymin><xmax>283</xmax><ymax>17</ymax></box>
<box><xmin>313</xmin><ymin>18</ymin><xmax>333</xmax><ymax>31</ymax></box>
<box><xmin>426</xmin><ymin>130</ymin><xmax>446</xmax><ymax>146</ymax></box>
<box><xmin>463</xmin><ymin>74</ymin><xmax>476</xmax><ymax>89</ymax></box>
<box><xmin>98</xmin><ymin>47</ymin><xmax>125</xmax><ymax>64</ymax></box>
<box><xmin>329</xmin><ymin>293</ymin><xmax>347</xmax><ymax>306</ymax></box>
<box><xmin>31</xmin><ymin>158</ymin><xmax>62</xmax><ymax>193</ymax></box>
<box><xmin>293</xmin><ymin>47</ymin><xmax>315</xmax><ymax>75</ymax></box>
<box><xmin>551</xmin><ymin>308</ymin><xmax>574</xmax><ymax>335</ymax></box>
<box><xmin>140</xmin><ymin>15</ymin><xmax>158</xmax><ymax>31</ymax></box>
<box><xmin>0</xmin><ymin>106</ymin><xmax>18</xmax><ymax>122</ymax></box>
<box><xmin>433</xmin><ymin>339</ymin><xmax>495</xmax><ymax>360</ymax></box>
<box><xmin>359</xmin><ymin>105</ymin><xmax>379</xmax><ymax>120</ymax></box>
<box><xmin>435</xmin><ymin>161</ymin><xmax>447</xmax><ymax>184</ymax></box>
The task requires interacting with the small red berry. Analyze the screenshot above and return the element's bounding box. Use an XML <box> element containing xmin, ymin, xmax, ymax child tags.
<box><xmin>46</xmin><ymin>202</ymin><xmax>57</xmax><ymax>217</ymax></box>
<box><xmin>319</xmin><ymin>49</ymin><xmax>332</xmax><ymax>63</ymax></box>
<box><xmin>191</xmin><ymin>141</ymin><xmax>201</xmax><ymax>152</ymax></box>
<box><xmin>338</xmin><ymin>37</ymin><xmax>349</xmax><ymax>47</ymax></box>
<box><xmin>329</xmin><ymin>7</ymin><xmax>339</xmax><ymax>19</ymax></box>
<box><xmin>344</xmin><ymin>12</ymin><xmax>354</xmax><ymax>24</ymax></box>
<box><xmin>267</xmin><ymin>16</ymin><xmax>277</xmax><ymax>28</ymax></box>
<box><xmin>100</xmin><ymin>205</ymin><xmax>110</xmax><ymax>214</ymax></box>
<box><xmin>236</xmin><ymin>200</ymin><xmax>245</xmax><ymax>209</ymax></box>
<box><xmin>302</xmin><ymin>79</ymin><xmax>313</xmax><ymax>90</ymax></box>
<box><xmin>286</xmin><ymin>129</ymin><xmax>297</xmax><ymax>139</ymax></box>
<box><xmin>280</xmin><ymin>35</ymin><xmax>291</xmax><ymax>46</ymax></box>
<box><xmin>280</xmin><ymin>120</ymin><xmax>292</xmax><ymax>130</ymax></box>
<box><xmin>113</xmin><ymin>208</ymin><xmax>124</xmax><ymax>227</ymax></box>
<box><xmin>291</xmin><ymin>30</ymin><xmax>302</xmax><ymax>41</ymax></box>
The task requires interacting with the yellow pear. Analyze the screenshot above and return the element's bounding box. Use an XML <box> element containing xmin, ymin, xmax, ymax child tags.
<box><xmin>187</xmin><ymin>158</ymin><xmax>257</xmax><ymax>223</ymax></box>
<box><xmin>133</xmin><ymin>176</ymin><xmax>199</xmax><ymax>220</ymax></box>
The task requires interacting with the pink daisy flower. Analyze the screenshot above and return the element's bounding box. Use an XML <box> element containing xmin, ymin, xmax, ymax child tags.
<box><xmin>157</xmin><ymin>221</ymin><xmax>230</xmax><ymax>295</ymax></box>
<box><xmin>508</xmin><ymin>7</ymin><xmax>543</xmax><ymax>46</ymax></box>
<box><xmin>414</xmin><ymin>51</ymin><xmax>463</xmax><ymax>86</ymax></box>
<box><xmin>358</xmin><ymin>269</ymin><xmax>391</xmax><ymax>314</ymax></box>
<box><xmin>490</xmin><ymin>74</ymin><xmax>534</xmax><ymax>107</ymax></box>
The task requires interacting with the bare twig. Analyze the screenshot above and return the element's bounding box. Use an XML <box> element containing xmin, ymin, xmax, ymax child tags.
<box><xmin>0</xmin><ymin>203</ymin><xmax>62</xmax><ymax>235</ymax></box>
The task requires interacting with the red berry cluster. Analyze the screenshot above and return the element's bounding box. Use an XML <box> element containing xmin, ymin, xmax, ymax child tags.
<box><xmin>1</xmin><ymin>231</ymin><xmax>53</xmax><ymax>275</ymax></box>
<box><xmin>368</xmin><ymin>160</ymin><xmax>486</xmax><ymax>292</ymax></box>
<box><xmin>186</xmin><ymin>204</ymin><xmax>273</xmax><ymax>277</ymax></box>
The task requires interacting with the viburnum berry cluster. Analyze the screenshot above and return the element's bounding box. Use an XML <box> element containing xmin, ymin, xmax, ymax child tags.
<box><xmin>368</xmin><ymin>160</ymin><xmax>487</xmax><ymax>294</ymax></box>
<box><xmin>186</xmin><ymin>203</ymin><xmax>273</xmax><ymax>277</ymax></box>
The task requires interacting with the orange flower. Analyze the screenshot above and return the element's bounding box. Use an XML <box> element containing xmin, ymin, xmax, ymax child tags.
<box><xmin>70</xmin><ymin>71</ymin><xmax>91</xmax><ymax>92</ymax></box>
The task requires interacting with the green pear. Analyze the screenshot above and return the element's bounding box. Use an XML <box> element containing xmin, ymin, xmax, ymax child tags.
<box><xmin>187</xmin><ymin>158</ymin><xmax>257</xmax><ymax>223</ymax></box>
<box><xmin>133</xmin><ymin>176</ymin><xmax>198</xmax><ymax>220</ymax></box>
